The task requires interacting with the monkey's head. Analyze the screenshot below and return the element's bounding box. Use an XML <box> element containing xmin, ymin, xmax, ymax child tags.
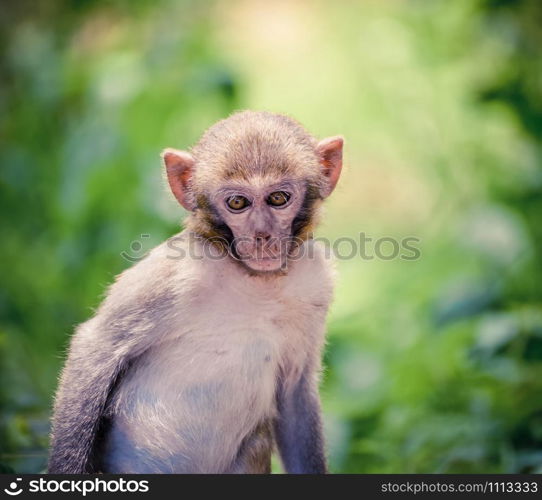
<box><xmin>162</xmin><ymin>111</ymin><xmax>343</xmax><ymax>274</ymax></box>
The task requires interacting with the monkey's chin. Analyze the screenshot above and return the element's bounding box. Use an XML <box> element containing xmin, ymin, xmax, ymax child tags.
<box><xmin>242</xmin><ymin>257</ymin><xmax>284</xmax><ymax>273</ymax></box>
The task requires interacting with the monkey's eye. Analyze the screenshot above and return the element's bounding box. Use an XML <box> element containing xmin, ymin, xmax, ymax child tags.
<box><xmin>267</xmin><ymin>191</ymin><xmax>290</xmax><ymax>207</ymax></box>
<box><xmin>226</xmin><ymin>195</ymin><xmax>251</xmax><ymax>211</ymax></box>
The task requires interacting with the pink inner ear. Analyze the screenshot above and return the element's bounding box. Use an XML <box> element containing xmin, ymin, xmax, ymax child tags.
<box><xmin>316</xmin><ymin>136</ymin><xmax>343</xmax><ymax>195</ymax></box>
<box><xmin>162</xmin><ymin>149</ymin><xmax>195</xmax><ymax>210</ymax></box>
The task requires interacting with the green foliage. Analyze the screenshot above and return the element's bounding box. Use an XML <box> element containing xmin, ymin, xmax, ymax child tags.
<box><xmin>1</xmin><ymin>0</ymin><xmax>541</xmax><ymax>473</ymax></box>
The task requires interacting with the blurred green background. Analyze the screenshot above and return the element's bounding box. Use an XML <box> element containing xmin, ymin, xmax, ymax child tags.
<box><xmin>1</xmin><ymin>0</ymin><xmax>542</xmax><ymax>474</ymax></box>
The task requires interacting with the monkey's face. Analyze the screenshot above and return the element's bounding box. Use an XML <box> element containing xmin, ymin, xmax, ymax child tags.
<box><xmin>162</xmin><ymin>112</ymin><xmax>343</xmax><ymax>275</ymax></box>
<box><xmin>210</xmin><ymin>178</ymin><xmax>308</xmax><ymax>273</ymax></box>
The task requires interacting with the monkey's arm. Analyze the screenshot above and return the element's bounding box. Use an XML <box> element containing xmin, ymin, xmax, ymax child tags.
<box><xmin>48</xmin><ymin>240</ymin><xmax>183</xmax><ymax>473</ymax></box>
<box><xmin>274</xmin><ymin>364</ymin><xmax>327</xmax><ymax>474</ymax></box>
<box><xmin>48</xmin><ymin>320</ymin><xmax>134</xmax><ymax>474</ymax></box>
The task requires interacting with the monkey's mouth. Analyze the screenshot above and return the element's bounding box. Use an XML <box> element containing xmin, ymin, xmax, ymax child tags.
<box><xmin>242</xmin><ymin>255</ymin><xmax>284</xmax><ymax>272</ymax></box>
<box><xmin>233</xmin><ymin>237</ymin><xmax>291</xmax><ymax>272</ymax></box>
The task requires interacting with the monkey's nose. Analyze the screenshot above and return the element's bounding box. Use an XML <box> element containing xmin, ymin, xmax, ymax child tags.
<box><xmin>255</xmin><ymin>231</ymin><xmax>271</xmax><ymax>242</ymax></box>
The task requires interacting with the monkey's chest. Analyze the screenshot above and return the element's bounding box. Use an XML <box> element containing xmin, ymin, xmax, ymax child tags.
<box><xmin>103</xmin><ymin>300</ymin><xmax>303</xmax><ymax>473</ymax></box>
<box><xmin>119</xmin><ymin>307</ymin><xmax>290</xmax><ymax>412</ymax></box>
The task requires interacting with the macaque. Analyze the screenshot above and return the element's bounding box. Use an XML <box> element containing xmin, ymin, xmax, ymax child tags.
<box><xmin>48</xmin><ymin>111</ymin><xmax>343</xmax><ymax>473</ymax></box>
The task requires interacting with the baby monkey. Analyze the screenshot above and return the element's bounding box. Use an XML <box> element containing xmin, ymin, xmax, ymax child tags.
<box><xmin>49</xmin><ymin>111</ymin><xmax>343</xmax><ymax>474</ymax></box>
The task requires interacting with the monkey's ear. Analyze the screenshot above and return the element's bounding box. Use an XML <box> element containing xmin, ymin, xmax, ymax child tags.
<box><xmin>316</xmin><ymin>136</ymin><xmax>343</xmax><ymax>197</ymax></box>
<box><xmin>162</xmin><ymin>148</ymin><xmax>196</xmax><ymax>211</ymax></box>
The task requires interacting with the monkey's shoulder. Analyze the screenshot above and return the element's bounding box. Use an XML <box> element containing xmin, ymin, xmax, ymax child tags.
<box><xmin>86</xmin><ymin>233</ymin><xmax>199</xmax><ymax>331</ymax></box>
